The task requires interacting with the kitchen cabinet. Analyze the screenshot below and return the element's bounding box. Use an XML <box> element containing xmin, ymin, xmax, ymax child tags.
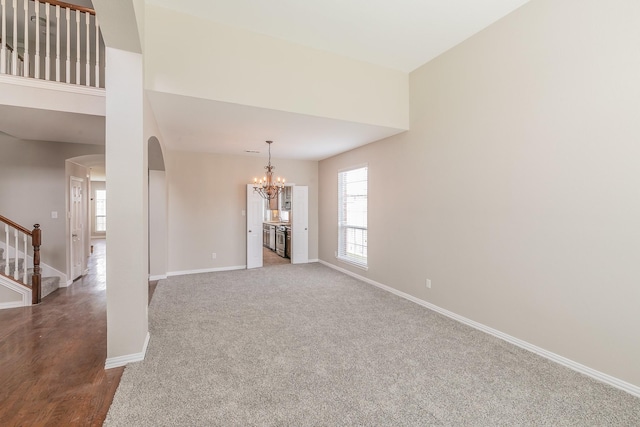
<box><xmin>263</xmin><ymin>224</ymin><xmax>270</xmax><ymax>248</ymax></box>
<box><xmin>285</xmin><ymin>226</ymin><xmax>291</xmax><ymax>258</ymax></box>
<box><xmin>281</xmin><ymin>187</ymin><xmax>292</xmax><ymax>211</ymax></box>
<box><xmin>262</xmin><ymin>223</ymin><xmax>276</xmax><ymax>250</ymax></box>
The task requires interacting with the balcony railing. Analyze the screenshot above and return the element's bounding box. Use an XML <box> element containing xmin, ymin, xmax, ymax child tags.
<box><xmin>0</xmin><ymin>0</ymin><xmax>104</xmax><ymax>87</ymax></box>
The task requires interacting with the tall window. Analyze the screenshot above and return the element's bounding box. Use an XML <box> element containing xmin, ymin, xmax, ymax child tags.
<box><xmin>95</xmin><ymin>190</ymin><xmax>106</xmax><ymax>232</ymax></box>
<box><xmin>338</xmin><ymin>166</ymin><xmax>368</xmax><ymax>268</ymax></box>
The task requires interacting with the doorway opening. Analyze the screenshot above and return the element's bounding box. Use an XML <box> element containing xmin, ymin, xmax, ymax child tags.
<box><xmin>247</xmin><ymin>184</ymin><xmax>308</xmax><ymax>269</ymax></box>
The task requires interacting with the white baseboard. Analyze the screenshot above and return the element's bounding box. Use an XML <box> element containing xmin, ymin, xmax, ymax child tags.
<box><xmin>318</xmin><ymin>259</ymin><xmax>640</xmax><ymax>398</ymax></box>
<box><xmin>167</xmin><ymin>265</ymin><xmax>246</xmax><ymax>277</ymax></box>
<box><xmin>308</xmin><ymin>258</ymin><xmax>319</xmax><ymax>263</ymax></box>
<box><xmin>105</xmin><ymin>332</ymin><xmax>151</xmax><ymax>369</ymax></box>
<box><xmin>149</xmin><ymin>274</ymin><xmax>167</xmax><ymax>281</ymax></box>
<box><xmin>0</xmin><ymin>301</ymin><xmax>26</xmax><ymax>309</ymax></box>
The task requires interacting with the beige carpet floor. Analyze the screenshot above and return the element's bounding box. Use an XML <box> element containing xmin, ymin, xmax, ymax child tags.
<box><xmin>105</xmin><ymin>263</ymin><xmax>640</xmax><ymax>426</ymax></box>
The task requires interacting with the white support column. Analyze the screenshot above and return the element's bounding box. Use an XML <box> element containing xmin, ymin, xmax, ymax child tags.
<box><xmin>105</xmin><ymin>47</ymin><xmax>149</xmax><ymax>367</ymax></box>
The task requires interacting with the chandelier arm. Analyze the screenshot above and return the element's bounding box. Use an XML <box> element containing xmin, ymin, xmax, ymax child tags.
<box><xmin>251</xmin><ymin>140</ymin><xmax>285</xmax><ymax>201</ymax></box>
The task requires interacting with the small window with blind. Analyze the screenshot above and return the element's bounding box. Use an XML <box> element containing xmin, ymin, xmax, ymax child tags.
<box><xmin>338</xmin><ymin>165</ymin><xmax>368</xmax><ymax>269</ymax></box>
<box><xmin>95</xmin><ymin>190</ymin><xmax>106</xmax><ymax>232</ymax></box>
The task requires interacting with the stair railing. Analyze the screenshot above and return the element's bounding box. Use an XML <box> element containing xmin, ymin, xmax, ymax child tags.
<box><xmin>0</xmin><ymin>215</ymin><xmax>41</xmax><ymax>304</ymax></box>
<box><xmin>0</xmin><ymin>0</ymin><xmax>103</xmax><ymax>87</ymax></box>
<box><xmin>0</xmin><ymin>37</ymin><xmax>24</xmax><ymax>75</ymax></box>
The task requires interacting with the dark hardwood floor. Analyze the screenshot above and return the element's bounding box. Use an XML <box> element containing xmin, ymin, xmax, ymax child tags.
<box><xmin>0</xmin><ymin>239</ymin><xmax>124</xmax><ymax>426</ymax></box>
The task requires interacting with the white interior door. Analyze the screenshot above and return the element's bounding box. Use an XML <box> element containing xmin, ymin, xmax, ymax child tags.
<box><xmin>70</xmin><ymin>177</ymin><xmax>84</xmax><ymax>280</ymax></box>
<box><xmin>292</xmin><ymin>185</ymin><xmax>308</xmax><ymax>264</ymax></box>
<box><xmin>246</xmin><ymin>184</ymin><xmax>263</xmax><ymax>269</ymax></box>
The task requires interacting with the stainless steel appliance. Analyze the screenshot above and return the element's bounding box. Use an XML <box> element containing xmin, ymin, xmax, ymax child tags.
<box><xmin>276</xmin><ymin>225</ymin><xmax>287</xmax><ymax>257</ymax></box>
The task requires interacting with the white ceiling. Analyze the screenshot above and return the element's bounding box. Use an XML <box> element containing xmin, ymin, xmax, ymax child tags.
<box><xmin>146</xmin><ymin>0</ymin><xmax>529</xmax><ymax>72</ymax></box>
<box><xmin>145</xmin><ymin>0</ymin><xmax>529</xmax><ymax>160</ymax></box>
<box><xmin>0</xmin><ymin>105</ymin><xmax>104</xmax><ymax>145</ymax></box>
<box><xmin>4</xmin><ymin>0</ymin><xmax>531</xmax><ymax>162</ymax></box>
<box><xmin>147</xmin><ymin>92</ymin><xmax>406</xmax><ymax>161</ymax></box>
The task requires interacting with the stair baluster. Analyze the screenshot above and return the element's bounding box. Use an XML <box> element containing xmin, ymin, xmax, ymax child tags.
<box><xmin>3</xmin><ymin>223</ymin><xmax>9</xmax><ymax>275</ymax></box>
<box><xmin>13</xmin><ymin>228</ymin><xmax>19</xmax><ymax>280</ymax></box>
<box><xmin>1</xmin><ymin>0</ymin><xmax>6</xmax><ymax>74</ymax></box>
<box><xmin>0</xmin><ymin>216</ymin><xmax>44</xmax><ymax>305</ymax></box>
<box><xmin>22</xmin><ymin>232</ymin><xmax>28</xmax><ymax>281</ymax></box>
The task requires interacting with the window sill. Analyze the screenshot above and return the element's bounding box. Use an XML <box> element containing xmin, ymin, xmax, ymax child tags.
<box><xmin>336</xmin><ymin>255</ymin><xmax>368</xmax><ymax>271</ymax></box>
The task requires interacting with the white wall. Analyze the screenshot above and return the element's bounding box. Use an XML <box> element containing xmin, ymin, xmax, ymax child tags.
<box><xmin>149</xmin><ymin>170</ymin><xmax>167</xmax><ymax>278</ymax></box>
<box><xmin>0</xmin><ymin>134</ymin><xmax>103</xmax><ymax>273</ymax></box>
<box><xmin>0</xmin><ymin>285</ymin><xmax>21</xmax><ymax>304</ymax></box>
<box><xmin>167</xmin><ymin>151</ymin><xmax>318</xmax><ymax>273</ymax></box>
<box><xmin>144</xmin><ymin>5</ymin><xmax>409</xmax><ymax>130</ymax></box>
<box><xmin>319</xmin><ymin>0</ymin><xmax>640</xmax><ymax>389</ymax></box>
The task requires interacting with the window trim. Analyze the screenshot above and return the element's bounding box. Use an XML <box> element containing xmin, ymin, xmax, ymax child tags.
<box><xmin>95</xmin><ymin>189</ymin><xmax>106</xmax><ymax>233</ymax></box>
<box><xmin>337</xmin><ymin>164</ymin><xmax>368</xmax><ymax>270</ymax></box>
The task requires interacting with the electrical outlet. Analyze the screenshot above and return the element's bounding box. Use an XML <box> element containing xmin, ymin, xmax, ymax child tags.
<box><xmin>212</xmin><ymin>253</ymin><xmax>217</xmax><ymax>259</ymax></box>
<box><xmin>426</xmin><ymin>278</ymin><xmax>432</xmax><ymax>289</ymax></box>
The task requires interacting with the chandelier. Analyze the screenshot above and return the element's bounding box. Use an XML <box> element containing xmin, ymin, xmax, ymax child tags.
<box><xmin>252</xmin><ymin>140</ymin><xmax>285</xmax><ymax>200</ymax></box>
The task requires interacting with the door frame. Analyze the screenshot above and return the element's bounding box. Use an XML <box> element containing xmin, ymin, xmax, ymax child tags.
<box><xmin>69</xmin><ymin>176</ymin><xmax>85</xmax><ymax>280</ymax></box>
<box><xmin>246</xmin><ymin>183</ymin><xmax>308</xmax><ymax>267</ymax></box>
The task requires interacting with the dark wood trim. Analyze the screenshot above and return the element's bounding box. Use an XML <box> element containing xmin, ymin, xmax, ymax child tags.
<box><xmin>31</xmin><ymin>0</ymin><xmax>96</xmax><ymax>15</ymax></box>
<box><xmin>0</xmin><ymin>215</ymin><xmax>33</xmax><ymax>236</ymax></box>
<box><xmin>31</xmin><ymin>225</ymin><xmax>41</xmax><ymax>304</ymax></box>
